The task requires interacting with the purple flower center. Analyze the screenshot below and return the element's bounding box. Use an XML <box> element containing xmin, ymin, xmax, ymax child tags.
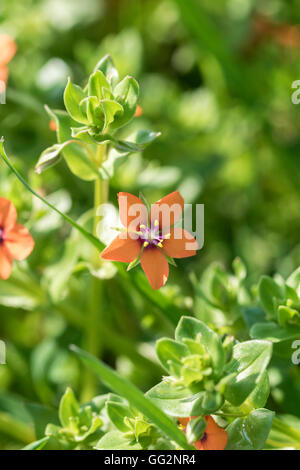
<box><xmin>138</xmin><ymin>223</ymin><xmax>164</xmax><ymax>247</ymax></box>
<box><xmin>0</xmin><ymin>227</ymin><xmax>4</xmax><ymax>244</ymax></box>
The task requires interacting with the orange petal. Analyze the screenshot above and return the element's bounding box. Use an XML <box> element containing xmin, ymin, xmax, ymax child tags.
<box><xmin>162</xmin><ymin>228</ymin><xmax>198</xmax><ymax>258</ymax></box>
<box><xmin>195</xmin><ymin>416</ymin><xmax>228</xmax><ymax>450</ymax></box>
<box><xmin>5</xmin><ymin>224</ymin><xmax>35</xmax><ymax>260</ymax></box>
<box><xmin>0</xmin><ymin>35</ymin><xmax>17</xmax><ymax>65</ymax></box>
<box><xmin>178</xmin><ymin>417</ymin><xmax>192</xmax><ymax>427</ymax></box>
<box><xmin>0</xmin><ymin>198</ymin><xmax>17</xmax><ymax>230</ymax></box>
<box><xmin>118</xmin><ymin>192</ymin><xmax>148</xmax><ymax>230</ymax></box>
<box><xmin>101</xmin><ymin>234</ymin><xmax>142</xmax><ymax>263</ymax></box>
<box><xmin>203</xmin><ymin>429</ymin><xmax>228</xmax><ymax>450</ymax></box>
<box><xmin>150</xmin><ymin>190</ymin><xmax>184</xmax><ymax>230</ymax></box>
<box><xmin>141</xmin><ymin>247</ymin><xmax>169</xmax><ymax>290</ymax></box>
<box><xmin>0</xmin><ymin>244</ymin><xmax>12</xmax><ymax>280</ymax></box>
<box><xmin>134</xmin><ymin>105</ymin><xmax>143</xmax><ymax>117</ymax></box>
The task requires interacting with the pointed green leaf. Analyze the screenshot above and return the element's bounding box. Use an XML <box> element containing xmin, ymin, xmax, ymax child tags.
<box><xmin>156</xmin><ymin>339</ymin><xmax>189</xmax><ymax>373</ymax></box>
<box><xmin>93</xmin><ymin>54</ymin><xmax>119</xmax><ymax>87</ymax></box>
<box><xmin>35</xmin><ymin>141</ymin><xmax>75</xmax><ymax>174</ymax></box>
<box><xmin>226</xmin><ymin>409</ymin><xmax>274</xmax><ymax>450</ymax></box>
<box><xmin>175</xmin><ymin>317</ymin><xmax>225</xmax><ymax>379</ymax></box>
<box><xmin>88</xmin><ymin>70</ymin><xmax>110</xmax><ymax>100</ymax></box>
<box><xmin>0</xmin><ymin>138</ymin><xmax>104</xmax><ymax>253</ymax></box>
<box><xmin>111</xmin><ymin>76</ymin><xmax>139</xmax><ymax>129</ymax></box>
<box><xmin>45</xmin><ymin>106</ymin><xmax>99</xmax><ymax>181</ymax></box>
<box><xmin>224</xmin><ymin>340</ymin><xmax>272</xmax><ymax>406</ymax></box>
<box><xmin>23</xmin><ymin>437</ymin><xmax>50</xmax><ymax>450</ymax></box>
<box><xmin>64</xmin><ymin>78</ymin><xmax>88</xmax><ymax>124</ymax></box>
<box><xmin>100</xmin><ymin>99</ymin><xmax>123</xmax><ymax>129</ymax></box>
<box><xmin>59</xmin><ymin>387</ymin><xmax>79</xmax><ymax>428</ymax></box>
<box><xmin>258</xmin><ymin>276</ymin><xmax>285</xmax><ymax>318</ymax></box>
<box><xmin>250</xmin><ymin>322</ymin><xmax>300</xmax><ymax>343</ymax></box>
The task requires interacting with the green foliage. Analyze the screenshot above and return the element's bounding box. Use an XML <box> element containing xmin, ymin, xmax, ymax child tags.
<box><xmin>1</xmin><ymin>0</ymin><xmax>300</xmax><ymax>452</ymax></box>
<box><xmin>45</xmin><ymin>388</ymin><xmax>104</xmax><ymax>449</ymax></box>
<box><xmin>226</xmin><ymin>409</ymin><xmax>275</xmax><ymax>450</ymax></box>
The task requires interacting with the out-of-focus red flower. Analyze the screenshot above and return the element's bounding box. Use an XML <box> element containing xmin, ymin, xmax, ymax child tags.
<box><xmin>101</xmin><ymin>191</ymin><xmax>197</xmax><ymax>290</ymax></box>
<box><xmin>134</xmin><ymin>105</ymin><xmax>143</xmax><ymax>117</ymax></box>
<box><xmin>178</xmin><ymin>416</ymin><xmax>228</xmax><ymax>451</ymax></box>
<box><xmin>0</xmin><ymin>198</ymin><xmax>34</xmax><ymax>280</ymax></box>
<box><xmin>243</xmin><ymin>13</ymin><xmax>300</xmax><ymax>57</ymax></box>
<box><xmin>49</xmin><ymin>120</ymin><xmax>57</xmax><ymax>131</ymax></box>
<box><xmin>0</xmin><ymin>35</ymin><xmax>17</xmax><ymax>84</ymax></box>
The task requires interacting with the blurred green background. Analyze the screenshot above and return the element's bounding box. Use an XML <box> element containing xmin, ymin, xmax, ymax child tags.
<box><xmin>0</xmin><ymin>0</ymin><xmax>300</xmax><ymax>449</ymax></box>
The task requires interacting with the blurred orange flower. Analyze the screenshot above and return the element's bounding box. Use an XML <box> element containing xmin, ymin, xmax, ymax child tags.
<box><xmin>49</xmin><ymin>120</ymin><xmax>57</xmax><ymax>131</ymax></box>
<box><xmin>134</xmin><ymin>105</ymin><xmax>143</xmax><ymax>117</ymax></box>
<box><xmin>0</xmin><ymin>197</ymin><xmax>34</xmax><ymax>280</ymax></box>
<box><xmin>178</xmin><ymin>416</ymin><xmax>228</xmax><ymax>451</ymax></box>
<box><xmin>101</xmin><ymin>191</ymin><xmax>197</xmax><ymax>290</ymax></box>
<box><xmin>0</xmin><ymin>34</ymin><xmax>17</xmax><ymax>85</ymax></box>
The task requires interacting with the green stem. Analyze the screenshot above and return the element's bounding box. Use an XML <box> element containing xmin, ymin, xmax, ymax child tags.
<box><xmin>81</xmin><ymin>144</ymin><xmax>107</xmax><ymax>401</ymax></box>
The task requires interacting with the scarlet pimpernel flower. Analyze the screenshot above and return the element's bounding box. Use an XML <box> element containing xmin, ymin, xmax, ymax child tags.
<box><xmin>101</xmin><ymin>191</ymin><xmax>197</xmax><ymax>289</ymax></box>
<box><xmin>0</xmin><ymin>197</ymin><xmax>34</xmax><ymax>280</ymax></box>
<box><xmin>0</xmin><ymin>34</ymin><xmax>17</xmax><ymax>86</ymax></box>
<box><xmin>179</xmin><ymin>416</ymin><xmax>228</xmax><ymax>451</ymax></box>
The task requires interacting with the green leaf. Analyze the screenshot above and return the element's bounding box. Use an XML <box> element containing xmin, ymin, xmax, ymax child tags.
<box><xmin>226</xmin><ymin>409</ymin><xmax>274</xmax><ymax>450</ymax></box>
<box><xmin>111</xmin><ymin>76</ymin><xmax>139</xmax><ymax>129</ymax></box>
<box><xmin>45</xmin><ymin>106</ymin><xmax>99</xmax><ymax>181</ymax></box>
<box><xmin>101</xmin><ymin>99</ymin><xmax>123</xmax><ymax>129</ymax></box>
<box><xmin>115</xmin><ymin>130</ymin><xmax>161</xmax><ymax>153</ymax></box>
<box><xmin>95</xmin><ymin>430</ymin><xmax>142</xmax><ymax>450</ymax></box>
<box><xmin>175</xmin><ymin>317</ymin><xmax>225</xmax><ymax>379</ymax></box>
<box><xmin>147</xmin><ymin>381</ymin><xmax>223</xmax><ymax>417</ymax></box>
<box><xmin>232</xmin><ymin>257</ymin><xmax>247</xmax><ymax>281</ymax></box>
<box><xmin>106</xmin><ymin>401</ymin><xmax>135</xmax><ymax>432</ymax></box>
<box><xmin>243</xmin><ymin>370</ymin><xmax>270</xmax><ymax>410</ymax></box>
<box><xmin>250</xmin><ymin>322</ymin><xmax>300</xmax><ymax>343</ymax></box>
<box><xmin>224</xmin><ymin>340</ymin><xmax>272</xmax><ymax>406</ymax></box>
<box><xmin>156</xmin><ymin>339</ymin><xmax>189</xmax><ymax>373</ymax></box>
<box><xmin>278</xmin><ymin>305</ymin><xmax>300</xmax><ymax>327</ymax></box>
<box><xmin>23</xmin><ymin>437</ymin><xmax>50</xmax><ymax>450</ymax></box>
<box><xmin>86</xmin><ymin>96</ymin><xmax>105</xmax><ymax>128</ymax></box>
<box><xmin>93</xmin><ymin>54</ymin><xmax>119</xmax><ymax>87</ymax></box>
<box><xmin>70</xmin><ymin>345</ymin><xmax>193</xmax><ymax>450</ymax></box>
<box><xmin>258</xmin><ymin>276</ymin><xmax>285</xmax><ymax>319</ymax></box>
<box><xmin>59</xmin><ymin>388</ymin><xmax>80</xmax><ymax>429</ymax></box>
<box><xmin>35</xmin><ymin>141</ymin><xmax>75</xmax><ymax>174</ymax></box>
<box><xmin>186</xmin><ymin>417</ymin><xmax>206</xmax><ymax>445</ymax></box>
<box><xmin>88</xmin><ymin>70</ymin><xmax>110</xmax><ymax>100</ymax></box>
<box><xmin>64</xmin><ymin>78</ymin><xmax>88</xmax><ymax>124</ymax></box>
<box><xmin>287</xmin><ymin>267</ymin><xmax>300</xmax><ymax>291</ymax></box>
<box><xmin>0</xmin><ymin>138</ymin><xmax>104</xmax><ymax>254</ymax></box>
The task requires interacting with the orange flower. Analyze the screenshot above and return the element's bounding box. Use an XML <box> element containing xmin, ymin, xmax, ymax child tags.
<box><xmin>0</xmin><ymin>35</ymin><xmax>17</xmax><ymax>85</ymax></box>
<box><xmin>178</xmin><ymin>416</ymin><xmax>228</xmax><ymax>450</ymax></box>
<box><xmin>101</xmin><ymin>191</ymin><xmax>197</xmax><ymax>289</ymax></box>
<box><xmin>0</xmin><ymin>198</ymin><xmax>34</xmax><ymax>280</ymax></box>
